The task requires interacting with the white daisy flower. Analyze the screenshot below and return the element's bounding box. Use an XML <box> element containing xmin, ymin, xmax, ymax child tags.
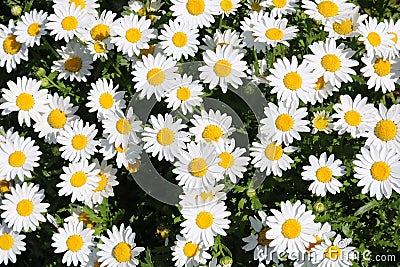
<box><xmin>304</xmin><ymin>38</ymin><xmax>359</xmax><ymax>88</ymax></box>
<box><xmin>179</xmin><ymin>184</ymin><xmax>227</xmax><ymax>208</ymax></box>
<box><xmin>311</xmin><ymin>110</ymin><xmax>334</xmax><ymax>134</ymax></box>
<box><xmin>261</xmin><ymin>0</ymin><xmax>298</xmax><ymax>18</ymax></box>
<box><xmin>142</xmin><ymin>113</ymin><xmax>190</xmax><ymax>162</ymax></box>
<box><xmin>241</xmin><ymin>11</ymin><xmax>268</xmax><ymax>53</ymax></box>
<box><xmin>308</xmin><ymin>76</ymin><xmax>338</xmax><ymax>105</ymax></box>
<box><xmin>216</xmin><ymin>0</ymin><xmax>241</xmax><ymax>17</ymax></box>
<box><xmin>102</xmin><ymin>107</ymin><xmax>142</xmax><ymax>150</ymax></box>
<box><xmin>89</xmin><ymin>159</ymin><xmax>119</xmax><ymax>206</ymax></box>
<box><xmin>0</xmin><ymin>222</ymin><xmax>26</xmax><ymax>265</ymax></box>
<box><xmin>87</xmin><ymin>39</ymin><xmax>111</xmax><ymax>60</ymax></box>
<box><xmin>200</xmin><ymin>29</ymin><xmax>245</xmax><ymax>53</ymax></box>
<box><xmin>97</xmin><ymin>224</ymin><xmax>145</xmax><ymax>267</ymax></box>
<box><xmin>171</xmin><ymin>234</ymin><xmax>211</xmax><ymax>267</ymax></box>
<box><xmin>86</xmin><ymin>78</ymin><xmax>126</xmax><ymax>120</ymax></box>
<box><xmin>99</xmin><ymin>138</ymin><xmax>142</xmax><ymax>169</ymax></box>
<box><xmin>250</xmin><ymin>137</ymin><xmax>296</xmax><ymax>177</ymax></box>
<box><xmin>46</xmin><ymin>3</ymin><xmax>91</xmax><ymax>42</ymax></box>
<box><xmin>159</xmin><ymin>19</ymin><xmax>200</xmax><ymax>60</ymax></box>
<box><xmin>260</xmin><ymin>101</ymin><xmax>310</xmax><ymax>146</ymax></box>
<box><xmin>57</xmin><ymin>160</ymin><xmax>100</xmax><ymax>203</ymax></box>
<box><xmin>242</xmin><ymin>211</ymin><xmax>278</xmax><ymax>265</ymax></box>
<box><xmin>302</xmin><ymin>0</ymin><xmax>354</xmax><ymax>24</ymax></box>
<box><xmin>324</xmin><ymin>6</ymin><xmax>368</xmax><ymax>39</ymax></box>
<box><xmin>332</xmin><ymin>94</ymin><xmax>378</xmax><ymax>138</ymax></box>
<box><xmin>252</xmin><ymin>14</ymin><xmax>298</xmax><ymax>49</ymax></box>
<box><xmin>124</xmin><ymin>0</ymin><xmax>165</xmax><ymax>23</ymax></box>
<box><xmin>0</xmin><ymin>182</ymin><xmax>49</xmax><ymax>232</ymax></box>
<box><xmin>86</xmin><ymin>10</ymin><xmax>117</xmax><ymax>42</ymax></box>
<box><xmin>385</xmin><ymin>19</ymin><xmax>400</xmax><ymax>59</ymax></box>
<box><xmin>215</xmin><ymin>139</ymin><xmax>250</xmax><ymax>184</ymax></box>
<box><xmin>190</xmin><ymin>109</ymin><xmax>235</xmax><ymax>144</ymax></box>
<box><xmin>311</xmin><ymin>234</ymin><xmax>355</xmax><ymax>267</ymax></box>
<box><xmin>64</xmin><ymin>206</ymin><xmax>96</xmax><ymax>229</ymax></box>
<box><xmin>265</xmin><ymin>200</ymin><xmax>319</xmax><ymax>256</ymax></box>
<box><xmin>0</xmin><ymin>20</ymin><xmax>29</xmax><ymax>73</ymax></box>
<box><xmin>0</xmin><ymin>134</ymin><xmax>41</xmax><ymax>181</ymax></box>
<box><xmin>14</xmin><ymin>9</ymin><xmax>48</xmax><ymax>47</ymax></box>
<box><xmin>164</xmin><ymin>74</ymin><xmax>204</xmax><ymax>115</ymax></box>
<box><xmin>173</xmin><ymin>141</ymin><xmax>224</xmax><ymax>190</ymax></box>
<box><xmin>353</xmin><ymin>144</ymin><xmax>400</xmax><ymax>200</ymax></box>
<box><xmin>358</xmin><ymin>17</ymin><xmax>394</xmax><ymax>59</ymax></box>
<box><xmin>53</xmin><ymin>0</ymin><xmax>100</xmax><ymax>16</ymax></box>
<box><xmin>51</xmin><ymin>220</ymin><xmax>94</xmax><ymax>266</ymax></box>
<box><xmin>51</xmin><ymin>40</ymin><xmax>94</xmax><ymax>82</ymax></box>
<box><xmin>365</xmin><ymin>104</ymin><xmax>400</xmax><ymax>152</ymax></box>
<box><xmin>267</xmin><ymin>56</ymin><xmax>317</xmax><ymax>106</ymax></box>
<box><xmin>360</xmin><ymin>54</ymin><xmax>400</xmax><ymax>93</ymax></box>
<box><xmin>199</xmin><ymin>45</ymin><xmax>248</xmax><ymax>93</ymax></box>
<box><xmin>81</xmin><ymin>247</ymin><xmax>101</xmax><ymax>267</ymax></box>
<box><xmin>33</xmin><ymin>92</ymin><xmax>79</xmax><ymax>144</ymax></box>
<box><xmin>57</xmin><ymin>119</ymin><xmax>99</xmax><ymax>163</ymax></box>
<box><xmin>111</xmin><ymin>13</ymin><xmax>156</xmax><ymax>58</ymax></box>
<box><xmin>170</xmin><ymin>0</ymin><xmax>218</xmax><ymax>29</ymax></box>
<box><xmin>0</xmin><ymin>76</ymin><xmax>49</xmax><ymax>127</ymax></box>
<box><xmin>246</xmin><ymin>0</ymin><xmax>266</xmax><ymax>12</ymax></box>
<box><xmin>301</xmin><ymin>152</ymin><xmax>346</xmax><ymax>196</ymax></box>
<box><xmin>131</xmin><ymin>53</ymin><xmax>179</xmax><ymax>101</ymax></box>
<box><xmin>181</xmin><ymin>200</ymin><xmax>231</xmax><ymax>247</ymax></box>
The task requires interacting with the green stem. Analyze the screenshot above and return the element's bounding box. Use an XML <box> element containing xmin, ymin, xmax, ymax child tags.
<box><xmin>219</xmin><ymin>15</ymin><xmax>223</xmax><ymax>29</ymax></box>
<box><xmin>253</xmin><ymin>49</ymin><xmax>259</xmax><ymax>76</ymax></box>
<box><xmin>175</xmin><ymin>109</ymin><xmax>190</xmax><ymax>123</ymax></box>
<box><xmin>42</xmin><ymin>37</ymin><xmax>60</xmax><ymax>59</ymax></box>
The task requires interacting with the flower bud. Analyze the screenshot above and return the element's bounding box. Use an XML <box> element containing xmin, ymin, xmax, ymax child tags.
<box><xmin>220</xmin><ymin>256</ymin><xmax>233</xmax><ymax>267</ymax></box>
<box><xmin>313</xmin><ymin>202</ymin><xmax>325</xmax><ymax>213</ymax></box>
<box><xmin>11</xmin><ymin>6</ymin><xmax>22</xmax><ymax>16</ymax></box>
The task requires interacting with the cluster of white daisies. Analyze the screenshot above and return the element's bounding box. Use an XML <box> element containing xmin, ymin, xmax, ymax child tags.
<box><xmin>0</xmin><ymin>0</ymin><xmax>399</xmax><ymax>266</ymax></box>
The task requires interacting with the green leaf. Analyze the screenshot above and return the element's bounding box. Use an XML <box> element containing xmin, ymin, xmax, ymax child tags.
<box><xmin>354</xmin><ymin>200</ymin><xmax>379</xmax><ymax>216</ymax></box>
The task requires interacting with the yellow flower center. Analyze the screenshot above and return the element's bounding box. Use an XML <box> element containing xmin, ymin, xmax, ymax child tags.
<box><xmin>314</xmin><ymin>76</ymin><xmax>326</xmax><ymax>90</ymax></box>
<box><xmin>275</xmin><ymin>114</ymin><xmax>294</xmax><ymax>132</ymax></box>
<box><xmin>218</xmin><ymin>152</ymin><xmax>235</xmax><ymax>169</ymax></box>
<box><xmin>115</xmin><ymin>145</ymin><xmax>128</xmax><ymax>153</ymax></box>
<box><xmin>90</xmin><ymin>24</ymin><xmax>110</xmax><ymax>41</ymax></box>
<box><xmin>220</xmin><ymin>0</ymin><xmax>233</xmax><ymax>11</ymax></box>
<box><xmin>70</xmin><ymin>0</ymin><xmax>86</xmax><ymax>8</ymax></box>
<box><xmin>157</xmin><ymin>128</ymin><xmax>175</xmax><ymax>146</ymax></box>
<box><xmin>172</xmin><ymin>32</ymin><xmax>188</xmax><ymax>47</ymax></box>
<box><xmin>8</xmin><ymin>151</ymin><xmax>26</xmax><ymax>167</ymax></box>
<box><xmin>16</xmin><ymin>93</ymin><xmax>35</xmax><ymax>111</ymax></box>
<box><xmin>99</xmin><ymin>93</ymin><xmax>114</xmax><ymax>109</ymax></box>
<box><xmin>140</xmin><ymin>45</ymin><xmax>155</xmax><ymax>57</ymax></box>
<box><xmin>138</xmin><ymin>8</ymin><xmax>147</xmax><ymax>16</ymax></box>
<box><xmin>125</xmin><ymin>28</ymin><xmax>142</xmax><ymax>43</ymax></box>
<box><xmin>313</xmin><ymin>115</ymin><xmax>329</xmax><ymax>130</ymax></box>
<box><xmin>367</xmin><ymin>32</ymin><xmax>381</xmax><ymax>47</ymax></box>
<box><xmin>370</xmin><ymin>161</ymin><xmax>390</xmax><ymax>181</ymax></box>
<box><xmin>265</xmin><ymin>28</ymin><xmax>283</xmax><ymax>40</ymax></box>
<box><xmin>3</xmin><ymin>35</ymin><xmax>21</xmax><ymax>55</ymax></box>
<box><xmin>283</xmin><ymin>72</ymin><xmax>302</xmax><ymax>90</ymax></box>
<box><xmin>147</xmin><ymin>68</ymin><xmax>166</xmax><ymax>86</ymax></box>
<box><xmin>199</xmin><ymin>191</ymin><xmax>215</xmax><ymax>202</ymax></box>
<box><xmin>48</xmin><ymin>109</ymin><xmax>67</xmax><ymax>129</ymax></box>
<box><xmin>321</xmin><ymin>54</ymin><xmax>341</xmax><ymax>72</ymax></box>
<box><xmin>202</xmin><ymin>125</ymin><xmax>223</xmax><ymax>142</ymax></box>
<box><xmin>389</xmin><ymin>31</ymin><xmax>398</xmax><ymax>44</ymax></box>
<box><xmin>258</xmin><ymin>227</ymin><xmax>272</xmax><ymax>246</ymax></box>
<box><xmin>66</xmin><ymin>235</ymin><xmax>83</xmax><ymax>252</ymax></box>
<box><xmin>186</xmin><ymin>0</ymin><xmax>205</xmax><ymax>15</ymax></box>
<box><xmin>94</xmin><ymin>41</ymin><xmax>106</xmax><ymax>53</ymax></box>
<box><xmin>373</xmin><ymin>58</ymin><xmax>391</xmax><ymax>77</ymax></box>
<box><xmin>333</xmin><ymin>19</ymin><xmax>353</xmax><ymax>35</ymax></box>
<box><xmin>196</xmin><ymin>211</ymin><xmax>214</xmax><ymax>229</ymax></box>
<box><xmin>0</xmin><ymin>234</ymin><xmax>14</xmax><ymax>250</ymax></box>
<box><xmin>214</xmin><ymin>59</ymin><xmax>232</xmax><ymax>78</ymax></box>
<box><xmin>325</xmin><ymin>245</ymin><xmax>341</xmax><ymax>260</ymax></box>
<box><xmin>189</xmin><ymin>158</ymin><xmax>208</xmax><ymax>177</ymax></box>
<box><xmin>251</xmin><ymin>2</ymin><xmax>261</xmax><ymax>11</ymax></box>
<box><xmin>0</xmin><ymin>180</ymin><xmax>11</xmax><ymax>194</ymax></box>
<box><xmin>94</xmin><ymin>173</ymin><xmax>108</xmax><ymax>192</ymax></box>
<box><xmin>307</xmin><ymin>235</ymin><xmax>322</xmax><ymax>252</ymax></box>
<box><xmin>126</xmin><ymin>159</ymin><xmax>140</xmax><ymax>173</ymax></box>
<box><xmin>64</xmin><ymin>56</ymin><xmax>83</xmax><ymax>72</ymax></box>
<box><xmin>71</xmin><ymin>134</ymin><xmax>88</xmax><ymax>150</ymax></box>
<box><xmin>317</xmin><ymin>1</ymin><xmax>339</xmax><ymax>18</ymax></box>
<box><xmin>316</xmin><ymin>166</ymin><xmax>333</xmax><ymax>183</ymax></box>
<box><xmin>264</xmin><ymin>142</ymin><xmax>283</xmax><ymax>161</ymax></box>
<box><xmin>94</xmin><ymin>262</ymin><xmax>101</xmax><ymax>267</ymax></box>
<box><xmin>70</xmin><ymin>171</ymin><xmax>87</xmax><ymax>187</ymax></box>
<box><xmin>272</xmin><ymin>0</ymin><xmax>286</xmax><ymax>8</ymax></box>
<box><xmin>183</xmin><ymin>242</ymin><xmax>199</xmax><ymax>258</ymax></box>
<box><xmin>61</xmin><ymin>16</ymin><xmax>78</xmax><ymax>31</ymax></box>
<box><xmin>344</xmin><ymin>110</ymin><xmax>362</xmax><ymax>126</ymax></box>
<box><xmin>116</xmin><ymin>118</ymin><xmax>132</xmax><ymax>134</ymax></box>
<box><xmin>281</xmin><ymin>219</ymin><xmax>301</xmax><ymax>239</ymax></box>
<box><xmin>113</xmin><ymin>242</ymin><xmax>132</xmax><ymax>262</ymax></box>
<box><xmin>27</xmin><ymin>23</ymin><xmax>41</xmax><ymax>36</ymax></box>
<box><xmin>16</xmin><ymin>199</ymin><xmax>34</xmax><ymax>216</ymax></box>
<box><xmin>78</xmin><ymin>212</ymin><xmax>95</xmax><ymax>228</ymax></box>
<box><xmin>374</xmin><ymin>119</ymin><xmax>397</xmax><ymax>141</ymax></box>
<box><xmin>177</xmin><ymin>87</ymin><xmax>191</xmax><ymax>101</ymax></box>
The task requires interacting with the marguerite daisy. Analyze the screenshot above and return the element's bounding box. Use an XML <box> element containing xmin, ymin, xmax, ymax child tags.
<box><xmin>170</xmin><ymin>0</ymin><xmax>218</xmax><ymax>29</ymax></box>
<box><xmin>87</xmin><ymin>39</ymin><xmax>111</xmax><ymax>60</ymax></box>
<box><xmin>0</xmin><ymin>222</ymin><xmax>26</xmax><ymax>265</ymax></box>
<box><xmin>385</xmin><ymin>19</ymin><xmax>400</xmax><ymax>59</ymax></box>
<box><xmin>311</xmin><ymin>234</ymin><xmax>355</xmax><ymax>267</ymax></box>
<box><xmin>15</xmin><ymin>9</ymin><xmax>48</xmax><ymax>47</ymax></box>
<box><xmin>246</xmin><ymin>0</ymin><xmax>265</xmax><ymax>12</ymax></box>
<box><xmin>200</xmin><ymin>29</ymin><xmax>245</xmax><ymax>52</ymax></box>
<box><xmin>171</xmin><ymin>234</ymin><xmax>211</xmax><ymax>267</ymax></box>
<box><xmin>53</xmin><ymin>0</ymin><xmax>100</xmax><ymax>16</ymax></box>
<box><xmin>353</xmin><ymin>144</ymin><xmax>400</xmax><ymax>200</ymax></box>
<box><xmin>261</xmin><ymin>0</ymin><xmax>298</xmax><ymax>18</ymax></box>
<box><xmin>99</xmin><ymin>138</ymin><xmax>143</xmax><ymax>169</ymax></box>
<box><xmin>86</xmin><ymin>10</ymin><xmax>116</xmax><ymax>43</ymax></box>
<box><xmin>241</xmin><ymin>11</ymin><xmax>268</xmax><ymax>53</ymax></box>
<box><xmin>89</xmin><ymin>158</ymin><xmax>119</xmax><ymax>206</ymax></box>
<box><xmin>216</xmin><ymin>0</ymin><xmax>241</xmax><ymax>17</ymax></box>
<box><xmin>324</xmin><ymin>6</ymin><xmax>367</xmax><ymax>39</ymax></box>
<box><xmin>308</xmin><ymin>76</ymin><xmax>338</xmax><ymax>105</ymax></box>
<box><xmin>302</xmin><ymin>0</ymin><xmax>354</xmax><ymax>24</ymax></box>
<box><xmin>0</xmin><ymin>182</ymin><xmax>49</xmax><ymax>232</ymax></box>
<box><xmin>0</xmin><ymin>76</ymin><xmax>49</xmax><ymax>127</ymax></box>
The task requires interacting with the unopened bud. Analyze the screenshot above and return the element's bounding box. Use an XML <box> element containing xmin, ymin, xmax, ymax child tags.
<box><xmin>313</xmin><ymin>202</ymin><xmax>325</xmax><ymax>213</ymax></box>
<box><xmin>11</xmin><ymin>6</ymin><xmax>22</xmax><ymax>16</ymax></box>
<box><xmin>220</xmin><ymin>256</ymin><xmax>233</xmax><ymax>267</ymax></box>
<box><xmin>246</xmin><ymin>188</ymin><xmax>256</xmax><ymax>198</ymax></box>
<box><xmin>40</xmin><ymin>78</ymin><xmax>49</xmax><ymax>87</ymax></box>
<box><xmin>36</xmin><ymin>67</ymin><xmax>46</xmax><ymax>78</ymax></box>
